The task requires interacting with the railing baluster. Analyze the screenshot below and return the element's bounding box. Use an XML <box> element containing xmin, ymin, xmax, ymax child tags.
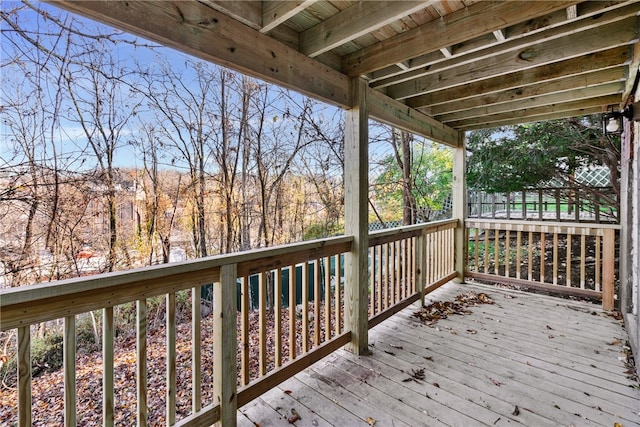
<box><xmin>302</xmin><ymin>261</ymin><xmax>309</xmax><ymax>353</ymax></box>
<box><xmin>275</xmin><ymin>268</ymin><xmax>283</xmax><ymax>368</ymax></box>
<box><xmin>580</xmin><ymin>233</ymin><xmax>587</xmax><ymax>289</ymax></box>
<box><xmin>376</xmin><ymin>245</ymin><xmax>382</xmax><ymax>313</ymax></box>
<box><xmin>166</xmin><ymin>292</ymin><xmax>176</xmax><ymax>426</ymax></box>
<box><xmin>494</xmin><ymin>228</ymin><xmax>500</xmax><ymax>275</ymax></box>
<box><xmin>324</xmin><ymin>257</ymin><xmax>331</xmax><ymax>341</ymax></box>
<box><xmin>505</xmin><ymin>230</ymin><xmax>511</xmax><ymax>278</ymax></box>
<box><xmin>552</xmin><ymin>232</ymin><xmax>558</xmax><ymax>285</ymax></box>
<box><xmin>17</xmin><ymin>325</ymin><xmax>31</xmax><ymax>427</ymax></box>
<box><xmin>259</xmin><ymin>271</ymin><xmax>267</xmax><ymax>376</ymax></box>
<box><xmin>335</xmin><ymin>255</ymin><xmax>342</xmax><ymax>335</ymax></box>
<box><xmin>369</xmin><ymin>247</ymin><xmax>375</xmax><ymax>317</ymax></box>
<box><xmin>191</xmin><ymin>288</ymin><xmax>201</xmax><ymax>414</ymax></box>
<box><xmin>567</xmin><ymin>233</ymin><xmax>572</xmax><ymax>287</ymax></box>
<box><xmin>313</xmin><ymin>260</ymin><xmax>321</xmax><ymax>347</ymax></box>
<box><xmin>103</xmin><ymin>306</ymin><xmax>114</xmax><ymax>427</ymax></box>
<box><xmin>595</xmin><ymin>235</ymin><xmax>601</xmax><ymax>292</ymax></box>
<box><xmin>516</xmin><ymin>230</ymin><xmax>522</xmax><ymax>279</ymax></box>
<box><xmin>527</xmin><ymin>231</ymin><xmax>533</xmax><ymax>281</ymax></box>
<box><xmin>64</xmin><ymin>315</ymin><xmax>76</xmax><ymax>427</ymax></box>
<box><xmin>409</xmin><ymin>237</ymin><xmax>415</xmax><ymax>296</ymax></box>
<box><xmin>241</xmin><ymin>276</ymin><xmax>250</xmax><ymax>384</ymax></box>
<box><xmin>382</xmin><ymin>243</ymin><xmax>388</xmax><ymax>309</ymax></box>
<box><xmin>137</xmin><ymin>300</ymin><xmax>148</xmax><ymax>425</ymax></box>
<box><xmin>484</xmin><ymin>228</ymin><xmax>490</xmax><ymax>274</ymax></box>
<box><xmin>288</xmin><ymin>266</ymin><xmax>297</xmax><ymax>361</ymax></box>
<box><xmin>474</xmin><ymin>227</ymin><xmax>479</xmax><ymax>273</ymax></box>
<box><xmin>539</xmin><ymin>232</ymin><xmax>546</xmax><ymax>283</ymax></box>
<box><xmin>390</xmin><ymin>241</ymin><xmax>396</xmax><ymax>305</ymax></box>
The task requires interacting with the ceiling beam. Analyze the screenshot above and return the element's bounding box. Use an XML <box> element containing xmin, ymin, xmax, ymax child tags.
<box><xmin>449</xmin><ymin>94</ymin><xmax>621</xmax><ymax>129</ymax></box>
<box><xmin>261</xmin><ymin>0</ymin><xmax>317</xmax><ymax>34</ymax></box>
<box><xmin>199</xmin><ymin>1</ymin><xmax>262</xmax><ymax>30</ymax></box>
<box><xmin>48</xmin><ymin>0</ymin><xmax>351</xmax><ymax>108</ymax></box>
<box><xmin>407</xmin><ymin>47</ymin><xmax>631</xmax><ymax>109</ymax></box>
<box><xmin>301</xmin><ymin>1</ymin><xmax>436</xmax><ymax>57</ymax></box>
<box><xmin>371</xmin><ymin>2</ymin><xmax>640</xmax><ymax>90</ymax></box>
<box><xmin>438</xmin><ymin>82</ymin><xmax>624</xmax><ymax>123</ymax></box>
<box><xmin>430</xmin><ymin>68</ymin><xmax>626</xmax><ymax>116</ymax></box>
<box><xmin>367</xmin><ymin>89</ymin><xmax>459</xmax><ymax>148</ymax></box>
<box><xmin>341</xmin><ymin>0</ymin><xmax>579</xmax><ymax>76</ymax></box>
<box><xmin>388</xmin><ymin>17</ymin><xmax>638</xmax><ymax>100</ymax></box>
<box><xmin>460</xmin><ymin>106</ymin><xmax>607</xmax><ymax>131</ymax></box>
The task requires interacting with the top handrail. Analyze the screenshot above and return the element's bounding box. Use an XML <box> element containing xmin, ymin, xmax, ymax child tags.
<box><xmin>0</xmin><ymin>235</ymin><xmax>353</xmax><ymax>331</ymax></box>
<box><xmin>466</xmin><ymin>217</ymin><xmax>621</xmax><ymax>230</ymax></box>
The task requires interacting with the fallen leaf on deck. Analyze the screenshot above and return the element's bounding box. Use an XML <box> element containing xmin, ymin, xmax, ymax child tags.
<box><xmin>390</xmin><ymin>344</ymin><xmax>403</xmax><ymax>349</ymax></box>
<box><xmin>412</xmin><ymin>368</ymin><xmax>425</xmax><ymax>381</ymax></box>
<box><xmin>608</xmin><ymin>338</ymin><xmax>622</xmax><ymax>346</ymax></box>
<box><xmin>288</xmin><ymin>408</ymin><xmax>301</xmax><ymax>424</ymax></box>
<box><xmin>412</xmin><ymin>291</ymin><xmax>493</xmax><ymax>326</ymax></box>
<box><xmin>365</xmin><ymin>416</ymin><xmax>376</xmax><ymax>426</ymax></box>
<box><xmin>432</xmin><ymin>382</ymin><xmax>440</xmax><ymax>388</ymax></box>
<box><xmin>488</xmin><ymin>377</ymin><xmax>503</xmax><ymax>386</ymax></box>
<box><xmin>283</xmin><ymin>390</ymin><xmax>292</xmax><ymax>395</ymax></box>
<box><xmin>423</xmin><ymin>356</ymin><xmax>433</xmax><ymax>361</ymax></box>
<box><xmin>512</xmin><ymin>405</ymin><xmax>520</xmax><ymax>416</ymax></box>
<box><xmin>466</xmin><ymin>329</ymin><xmax>477</xmax><ymax>334</ymax></box>
<box><xmin>546</xmin><ymin>325</ymin><xmax>553</xmax><ymax>330</ymax></box>
<box><xmin>384</xmin><ymin>350</ymin><xmax>395</xmax><ymax>356</ymax></box>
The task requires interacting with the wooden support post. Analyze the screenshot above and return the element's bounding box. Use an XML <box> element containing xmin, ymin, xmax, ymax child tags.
<box><xmin>214</xmin><ymin>263</ymin><xmax>238</xmax><ymax>426</ymax></box>
<box><xmin>344</xmin><ymin>77</ymin><xmax>369</xmax><ymax>355</ymax></box>
<box><xmin>452</xmin><ymin>131</ymin><xmax>466</xmax><ymax>283</ymax></box>
<box><xmin>602</xmin><ymin>228</ymin><xmax>615</xmax><ymax>311</ymax></box>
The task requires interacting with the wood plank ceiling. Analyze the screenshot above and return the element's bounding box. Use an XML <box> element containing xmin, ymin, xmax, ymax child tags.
<box><xmin>53</xmin><ymin>1</ymin><xmax>640</xmax><ymax>132</ymax></box>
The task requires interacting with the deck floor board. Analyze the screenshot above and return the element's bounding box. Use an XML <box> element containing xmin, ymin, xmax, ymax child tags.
<box><xmin>238</xmin><ymin>282</ymin><xmax>640</xmax><ymax>426</ymax></box>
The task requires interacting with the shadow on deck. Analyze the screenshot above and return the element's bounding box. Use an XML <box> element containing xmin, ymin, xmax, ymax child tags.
<box><xmin>238</xmin><ymin>282</ymin><xmax>639</xmax><ymax>426</ymax></box>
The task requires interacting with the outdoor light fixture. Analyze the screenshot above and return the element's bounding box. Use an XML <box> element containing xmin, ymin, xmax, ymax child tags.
<box><xmin>604</xmin><ymin>102</ymin><xmax>640</xmax><ymax>135</ymax></box>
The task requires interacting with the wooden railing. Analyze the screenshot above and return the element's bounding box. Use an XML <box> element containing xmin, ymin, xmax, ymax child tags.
<box><xmin>367</xmin><ymin>219</ymin><xmax>458</xmax><ymax>328</ymax></box>
<box><xmin>0</xmin><ymin>220</ymin><xmax>458</xmax><ymax>426</ymax></box>
<box><xmin>465</xmin><ymin>219</ymin><xmax>620</xmax><ymax>310</ymax></box>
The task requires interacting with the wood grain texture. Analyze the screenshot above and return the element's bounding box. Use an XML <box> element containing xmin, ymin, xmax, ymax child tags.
<box><xmin>242</xmin><ymin>281</ymin><xmax>638</xmax><ymax>427</ymax></box>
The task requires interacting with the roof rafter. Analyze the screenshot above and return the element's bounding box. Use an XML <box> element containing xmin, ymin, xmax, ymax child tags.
<box><xmin>341</xmin><ymin>0</ymin><xmax>579</xmax><ymax>76</ymax></box>
<box><xmin>371</xmin><ymin>2</ymin><xmax>640</xmax><ymax>90</ymax></box>
<box><xmin>451</xmin><ymin>94</ymin><xmax>621</xmax><ymax>129</ymax></box>
<box><xmin>390</xmin><ymin>17</ymin><xmax>638</xmax><ymax>100</ymax></box>
<box><xmin>430</xmin><ymin>68</ymin><xmax>626</xmax><ymax>116</ymax></box>
<box><xmin>408</xmin><ymin>46</ymin><xmax>631</xmax><ymax>109</ymax></box>
<box><xmin>438</xmin><ymin>82</ymin><xmax>624</xmax><ymax>124</ymax></box>
<box><xmin>261</xmin><ymin>0</ymin><xmax>317</xmax><ymax>34</ymax></box>
<box><xmin>301</xmin><ymin>1</ymin><xmax>436</xmax><ymax>57</ymax></box>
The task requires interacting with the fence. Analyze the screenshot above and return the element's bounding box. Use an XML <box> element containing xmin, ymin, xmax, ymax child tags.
<box><xmin>467</xmin><ymin>187</ymin><xmax>617</xmax><ymax>223</ymax></box>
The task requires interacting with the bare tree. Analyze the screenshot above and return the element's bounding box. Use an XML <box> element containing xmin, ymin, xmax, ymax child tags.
<box><xmin>64</xmin><ymin>47</ymin><xmax>142</xmax><ymax>271</ymax></box>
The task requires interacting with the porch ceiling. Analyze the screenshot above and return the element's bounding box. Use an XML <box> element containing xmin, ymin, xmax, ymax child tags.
<box><xmin>51</xmin><ymin>1</ymin><xmax>640</xmax><ymax>140</ymax></box>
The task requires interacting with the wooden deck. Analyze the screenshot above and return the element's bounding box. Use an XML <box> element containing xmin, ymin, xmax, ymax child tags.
<box><xmin>237</xmin><ymin>282</ymin><xmax>640</xmax><ymax>427</ymax></box>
